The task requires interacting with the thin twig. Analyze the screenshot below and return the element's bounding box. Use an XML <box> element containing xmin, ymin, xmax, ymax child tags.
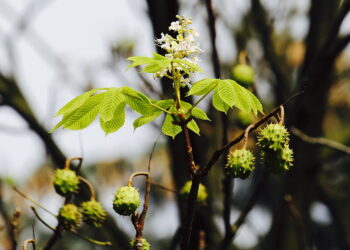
<box><xmin>12</xmin><ymin>187</ymin><xmax>56</xmax><ymax>217</ymax></box>
<box><xmin>284</xmin><ymin>195</ymin><xmax>310</xmax><ymax>250</ymax></box>
<box><xmin>70</xmin><ymin>230</ymin><xmax>112</xmax><ymax>246</ymax></box>
<box><xmin>23</xmin><ymin>239</ymin><xmax>35</xmax><ymax>250</ymax></box>
<box><xmin>202</xmin><ymin>89</ymin><xmax>304</xmax><ymax>176</ymax></box>
<box><xmin>243</xmin><ymin>125</ymin><xmax>255</xmax><ymax>149</ymax></box>
<box><xmin>30</xmin><ymin>207</ymin><xmax>56</xmax><ymax>231</ymax></box>
<box><xmin>219</xmin><ymin>171</ymin><xmax>268</xmax><ymax>249</ymax></box>
<box><xmin>278</xmin><ymin>105</ymin><xmax>285</xmax><ymax>125</ymax></box>
<box><xmin>128</xmin><ymin>172</ymin><xmax>150</xmax><ymax>187</ymax></box>
<box><xmin>64</xmin><ymin>157</ymin><xmax>83</xmax><ymax>170</ymax></box>
<box><xmin>291</xmin><ymin>127</ymin><xmax>350</xmax><ymax>155</ymax></box>
<box><xmin>149</xmin><ymin>180</ymin><xmax>177</xmax><ymax>193</ymax></box>
<box><xmin>77</xmin><ymin>176</ymin><xmax>95</xmax><ymax>200</ymax></box>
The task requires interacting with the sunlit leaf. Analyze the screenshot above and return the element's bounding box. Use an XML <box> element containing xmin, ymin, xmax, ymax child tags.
<box><xmin>187</xmin><ymin>78</ymin><xmax>219</xmax><ymax>96</ymax></box>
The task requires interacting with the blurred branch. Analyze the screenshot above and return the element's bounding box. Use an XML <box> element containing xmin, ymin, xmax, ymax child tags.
<box><xmin>291</xmin><ymin>127</ymin><xmax>350</xmax><ymax>155</ymax></box>
<box><xmin>31</xmin><ymin>207</ymin><xmax>55</xmax><ymax>231</ymax></box>
<box><xmin>318</xmin><ymin>184</ymin><xmax>350</xmax><ymax>249</ymax></box>
<box><xmin>149</xmin><ymin>180</ymin><xmax>177</xmax><ymax>193</ymax></box>
<box><xmin>203</xmin><ymin>0</ymin><xmax>233</xmax><ymax>242</ymax></box>
<box><xmin>0</xmin><ymin>0</ymin><xmax>66</xmax><ymax>73</ymax></box>
<box><xmin>0</xmin><ymin>73</ymin><xmax>66</xmax><ymax>167</ymax></box>
<box><xmin>284</xmin><ymin>195</ymin><xmax>310</xmax><ymax>250</ymax></box>
<box><xmin>219</xmin><ymin>171</ymin><xmax>268</xmax><ymax>249</ymax></box>
<box><xmin>251</xmin><ymin>0</ymin><xmax>290</xmax><ymax>103</ymax></box>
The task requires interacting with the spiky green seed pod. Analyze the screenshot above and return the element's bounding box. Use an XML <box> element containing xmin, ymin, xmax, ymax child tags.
<box><xmin>113</xmin><ymin>186</ymin><xmax>141</xmax><ymax>216</ymax></box>
<box><xmin>262</xmin><ymin>145</ymin><xmax>294</xmax><ymax>174</ymax></box>
<box><xmin>53</xmin><ymin>169</ymin><xmax>80</xmax><ymax>196</ymax></box>
<box><xmin>80</xmin><ymin>200</ymin><xmax>107</xmax><ymax>227</ymax></box>
<box><xmin>180</xmin><ymin>181</ymin><xmax>208</xmax><ymax>203</ymax></box>
<box><xmin>226</xmin><ymin>149</ymin><xmax>255</xmax><ymax>179</ymax></box>
<box><xmin>58</xmin><ymin>204</ymin><xmax>82</xmax><ymax>230</ymax></box>
<box><xmin>232</xmin><ymin>64</ymin><xmax>254</xmax><ymax>86</ymax></box>
<box><xmin>257</xmin><ymin>124</ymin><xmax>289</xmax><ymax>151</ymax></box>
<box><xmin>130</xmin><ymin>238</ymin><xmax>150</xmax><ymax>250</ymax></box>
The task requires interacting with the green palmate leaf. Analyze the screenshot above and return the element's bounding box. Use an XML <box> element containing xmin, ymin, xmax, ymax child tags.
<box><xmin>142</xmin><ymin>60</ymin><xmax>170</xmax><ymax>73</ymax></box>
<box><xmin>133</xmin><ymin>99</ymin><xmax>173</xmax><ymax>130</ymax></box>
<box><xmin>55</xmin><ymin>88</ymin><xmax>104</xmax><ymax>116</ymax></box>
<box><xmin>191</xmin><ymin>107</ymin><xmax>210</xmax><ymax>120</ymax></box>
<box><xmin>100</xmin><ymin>106</ymin><xmax>126</xmax><ymax>135</ymax></box>
<box><xmin>212</xmin><ymin>88</ymin><xmax>230</xmax><ymax>113</ymax></box>
<box><xmin>187</xmin><ymin>120</ymin><xmax>200</xmax><ymax>135</ymax></box>
<box><xmin>128</xmin><ymin>52</ymin><xmax>171</xmax><ymax>73</ymax></box>
<box><xmin>55</xmin><ymin>92</ymin><xmax>105</xmax><ymax>131</ymax></box>
<box><xmin>224</xmin><ymin>79</ymin><xmax>263</xmax><ymax>115</ymax></box>
<box><xmin>133</xmin><ymin>112</ymin><xmax>162</xmax><ymax>130</ymax></box>
<box><xmin>173</xmin><ymin>59</ymin><xmax>204</xmax><ymax>73</ymax></box>
<box><xmin>100</xmin><ymin>88</ymin><xmax>125</xmax><ymax>122</ymax></box>
<box><xmin>152</xmin><ymin>99</ymin><xmax>174</xmax><ymax>110</ymax></box>
<box><xmin>120</xmin><ymin>87</ymin><xmax>155</xmax><ymax>115</ymax></box>
<box><xmin>161</xmin><ymin>114</ymin><xmax>182</xmax><ymax>139</ymax></box>
<box><xmin>187</xmin><ymin>78</ymin><xmax>219</xmax><ymax>96</ymax></box>
<box><xmin>217</xmin><ymin>79</ymin><xmax>236</xmax><ymax>107</ymax></box>
<box><xmin>127</xmin><ymin>56</ymin><xmax>154</xmax><ymax>69</ymax></box>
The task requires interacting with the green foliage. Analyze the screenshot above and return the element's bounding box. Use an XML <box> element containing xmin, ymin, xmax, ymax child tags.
<box><xmin>128</xmin><ymin>52</ymin><xmax>172</xmax><ymax>73</ymax></box>
<box><xmin>127</xmin><ymin>52</ymin><xmax>203</xmax><ymax>74</ymax></box>
<box><xmin>180</xmin><ymin>181</ymin><xmax>208</xmax><ymax>203</ymax></box>
<box><xmin>188</xmin><ymin>78</ymin><xmax>263</xmax><ymax>115</ymax></box>
<box><xmin>54</xmin><ymin>88</ymin><xmax>106</xmax><ymax>117</ymax></box>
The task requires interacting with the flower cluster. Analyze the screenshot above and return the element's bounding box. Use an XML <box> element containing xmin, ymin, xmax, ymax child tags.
<box><xmin>155</xmin><ymin>15</ymin><xmax>202</xmax><ymax>85</ymax></box>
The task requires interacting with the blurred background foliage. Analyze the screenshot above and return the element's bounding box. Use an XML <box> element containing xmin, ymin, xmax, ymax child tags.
<box><xmin>0</xmin><ymin>0</ymin><xmax>350</xmax><ymax>249</ymax></box>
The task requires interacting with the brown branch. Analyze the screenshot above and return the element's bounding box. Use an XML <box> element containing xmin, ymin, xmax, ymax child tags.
<box><xmin>201</xmin><ymin>105</ymin><xmax>283</xmax><ymax>176</ymax></box>
<box><xmin>77</xmin><ymin>177</ymin><xmax>95</xmax><ymax>200</ymax></box>
<box><xmin>291</xmin><ymin>127</ymin><xmax>350</xmax><ymax>155</ymax></box>
<box><xmin>23</xmin><ymin>239</ymin><xmax>35</xmax><ymax>250</ymax></box>
<box><xmin>202</xmin><ymin>90</ymin><xmax>304</xmax><ymax>176</ymax></box>
<box><xmin>10</xmin><ymin>209</ymin><xmax>21</xmax><ymax>250</ymax></box>
<box><xmin>251</xmin><ymin>0</ymin><xmax>290</xmax><ymax>103</ymax></box>
<box><xmin>180</xmin><ymin>122</ymin><xmax>200</xmax><ymax>250</ymax></box>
